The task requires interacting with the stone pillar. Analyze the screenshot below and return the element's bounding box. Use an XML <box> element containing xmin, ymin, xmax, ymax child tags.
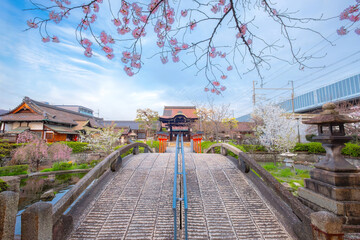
<box><xmin>0</xmin><ymin>191</ymin><xmax>19</xmax><ymax>240</ymax></box>
<box><xmin>311</xmin><ymin>211</ymin><xmax>344</xmax><ymax>240</ymax></box>
<box><xmin>111</xmin><ymin>156</ymin><xmax>122</xmax><ymax>172</ymax></box>
<box><xmin>133</xmin><ymin>146</ymin><xmax>139</xmax><ymax>155</ymax></box>
<box><xmin>21</xmin><ymin>202</ymin><xmax>53</xmax><ymax>240</ymax></box>
<box><xmin>221</xmin><ymin>146</ymin><xmax>227</xmax><ymax>156</ymax></box>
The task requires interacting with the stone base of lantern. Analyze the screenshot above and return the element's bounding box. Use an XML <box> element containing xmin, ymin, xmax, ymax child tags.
<box><xmin>298</xmin><ymin>168</ymin><xmax>360</xmax><ymax>233</ymax></box>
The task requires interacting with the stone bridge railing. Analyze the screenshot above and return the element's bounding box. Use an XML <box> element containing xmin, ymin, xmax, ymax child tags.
<box><xmin>0</xmin><ymin>142</ymin><xmax>153</xmax><ymax>240</ymax></box>
<box><xmin>204</xmin><ymin>143</ymin><xmax>313</xmax><ymax>239</ymax></box>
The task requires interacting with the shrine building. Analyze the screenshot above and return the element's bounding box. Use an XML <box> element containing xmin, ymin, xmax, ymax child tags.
<box><xmin>159</xmin><ymin>106</ymin><xmax>198</xmax><ymax>142</ymax></box>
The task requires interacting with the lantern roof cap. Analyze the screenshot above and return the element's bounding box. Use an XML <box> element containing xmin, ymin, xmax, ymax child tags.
<box><xmin>303</xmin><ymin>103</ymin><xmax>360</xmax><ymax>125</ymax></box>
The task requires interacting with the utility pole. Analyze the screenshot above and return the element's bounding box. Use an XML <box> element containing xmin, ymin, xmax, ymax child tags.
<box><xmin>289</xmin><ymin>80</ymin><xmax>295</xmax><ymax>113</ymax></box>
<box><xmin>252</xmin><ymin>81</ymin><xmax>256</xmax><ymax>107</ymax></box>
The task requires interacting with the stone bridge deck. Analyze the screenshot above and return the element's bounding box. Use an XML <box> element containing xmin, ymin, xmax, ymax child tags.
<box><xmin>69</xmin><ymin>153</ymin><xmax>293</xmax><ymax>240</ymax></box>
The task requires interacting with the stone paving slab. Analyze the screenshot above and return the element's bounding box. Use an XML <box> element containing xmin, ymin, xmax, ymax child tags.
<box><xmin>69</xmin><ymin>153</ymin><xmax>293</xmax><ymax>240</ymax></box>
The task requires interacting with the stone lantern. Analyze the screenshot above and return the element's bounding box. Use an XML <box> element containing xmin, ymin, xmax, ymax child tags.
<box><xmin>302</xmin><ymin>102</ymin><xmax>359</xmax><ymax>172</ymax></box>
<box><xmin>298</xmin><ymin>102</ymin><xmax>360</xmax><ymax>233</ymax></box>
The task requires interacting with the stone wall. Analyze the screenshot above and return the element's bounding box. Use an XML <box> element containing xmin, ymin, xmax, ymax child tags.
<box><xmin>248</xmin><ymin>152</ymin><xmax>360</xmax><ymax>167</ymax></box>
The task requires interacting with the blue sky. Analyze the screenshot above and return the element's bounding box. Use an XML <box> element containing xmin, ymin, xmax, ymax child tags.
<box><xmin>0</xmin><ymin>0</ymin><xmax>359</xmax><ymax>120</ymax></box>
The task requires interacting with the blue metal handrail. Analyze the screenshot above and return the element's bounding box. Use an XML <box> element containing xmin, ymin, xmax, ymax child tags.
<box><xmin>172</xmin><ymin>134</ymin><xmax>188</xmax><ymax>240</ymax></box>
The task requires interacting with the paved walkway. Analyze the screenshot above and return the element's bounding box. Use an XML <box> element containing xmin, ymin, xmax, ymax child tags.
<box><xmin>69</xmin><ymin>153</ymin><xmax>292</xmax><ymax>239</ymax></box>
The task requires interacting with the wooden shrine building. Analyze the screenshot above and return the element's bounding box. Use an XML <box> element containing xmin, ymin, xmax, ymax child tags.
<box><xmin>159</xmin><ymin>106</ymin><xmax>198</xmax><ymax>142</ymax></box>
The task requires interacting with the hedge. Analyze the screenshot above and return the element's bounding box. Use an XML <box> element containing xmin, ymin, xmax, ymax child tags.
<box><xmin>0</xmin><ymin>179</ymin><xmax>8</xmax><ymax>192</ymax></box>
<box><xmin>293</xmin><ymin>142</ymin><xmax>325</xmax><ymax>153</ymax></box>
<box><xmin>0</xmin><ymin>165</ymin><xmax>29</xmax><ymax>176</ymax></box>
<box><xmin>58</xmin><ymin>142</ymin><xmax>89</xmax><ymax>153</ymax></box>
<box><xmin>293</xmin><ymin>142</ymin><xmax>360</xmax><ymax>157</ymax></box>
<box><xmin>342</xmin><ymin>143</ymin><xmax>360</xmax><ymax>157</ymax></box>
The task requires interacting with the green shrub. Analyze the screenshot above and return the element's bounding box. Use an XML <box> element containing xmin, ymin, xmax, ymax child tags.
<box><xmin>58</xmin><ymin>142</ymin><xmax>89</xmax><ymax>153</ymax></box>
<box><xmin>0</xmin><ymin>165</ymin><xmax>29</xmax><ymax>176</ymax></box>
<box><xmin>293</xmin><ymin>143</ymin><xmax>309</xmax><ymax>152</ymax></box>
<box><xmin>51</xmin><ymin>162</ymin><xmax>73</xmax><ymax>171</ymax></box>
<box><xmin>201</xmin><ymin>141</ymin><xmax>217</xmax><ymax>152</ymax></box>
<box><xmin>293</xmin><ymin>142</ymin><xmax>325</xmax><ymax>154</ymax></box>
<box><xmin>146</xmin><ymin>140</ymin><xmax>159</xmax><ymax>151</ymax></box>
<box><xmin>305</xmin><ymin>134</ymin><xmax>316</xmax><ymax>142</ymax></box>
<box><xmin>0</xmin><ymin>179</ymin><xmax>8</xmax><ymax>192</ymax></box>
<box><xmin>241</xmin><ymin>144</ymin><xmax>267</xmax><ymax>152</ymax></box>
<box><xmin>342</xmin><ymin>143</ymin><xmax>360</xmax><ymax>157</ymax></box>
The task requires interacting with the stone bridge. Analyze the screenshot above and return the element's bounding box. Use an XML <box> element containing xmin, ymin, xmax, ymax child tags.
<box><xmin>67</xmin><ymin>151</ymin><xmax>293</xmax><ymax>240</ymax></box>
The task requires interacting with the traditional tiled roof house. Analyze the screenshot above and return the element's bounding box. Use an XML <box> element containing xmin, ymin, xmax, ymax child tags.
<box><xmin>0</xmin><ymin>97</ymin><xmax>103</xmax><ymax>142</ymax></box>
<box><xmin>103</xmin><ymin>120</ymin><xmax>147</xmax><ymax>141</ymax></box>
<box><xmin>159</xmin><ymin>106</ymin><xmax>198</xmax><ymax>142</ymax></box>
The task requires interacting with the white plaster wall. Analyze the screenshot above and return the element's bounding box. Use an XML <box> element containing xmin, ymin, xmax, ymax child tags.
<box><xmin>29</xmin><ymin>122</ymin><xmax>43</xmax><ymax>130</ymax></box>
<box><xmin>20</xmin><ymin>122</ymin><xmax>28</xmax><ymax>127</ymax></box>
<box><xmin>12</xmin><ymin>122</ymin><xmax>20</xmax><ymax>129</ymax></box>
<box><xmin>4</xmin><ymin>123</ymin><xmax>13</xmax><ymax>131</ymax></box>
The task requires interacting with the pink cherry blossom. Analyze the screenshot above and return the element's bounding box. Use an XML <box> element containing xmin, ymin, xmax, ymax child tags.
<box><xmin>170</xmin><ymin>38</ymin><xmax>177</xmax><ymax>45</ymax></box>
<box><xmin>132</xmin><ymin>27</ymin><xmax>144</xmax><ymax>39</ymax></box>
<box><xmin>247</xmin><ymin>38</ymin><xmax>252</xmax><ymax>45</ymax></box>
<box><xmin>121</xmin><ymin>57</ymin><xmax>129</xmax><ymax>63</ymax></box>
<box><xmin>209</xmin><ymin>52</ymin><xmax>217</xmax><ymax>58</ymax></box>
<box><xmin>227</xmin><ymin>66</ymin><xmax>233</xmax><ymax>71</ymax></box>
<box><xmin>120</xmin><ymin>8</ymin><xmax>129</xmax><ymax>16</ymax></box>
<box><xmin>172</xmin><ymin>56</ymin><xmax>180</xmax><ymax>62</ymax></box>
<box><xmin>140</xmin><ymin>15</ymin><xmax>148</xmax><ymax>23</ymax></box>
<box><xmin>102</xmin><ymin>46</ymin><xmax>113</xmax><ymax>53</ymax></box>
<box><xmin>224</xmin><ymin>4</ymin><xmax>231</xmax><ymax>13</ymax></box>
<box><xmin>220</xmin><ymin>75</ymin><xmax>227</xmax><ymax>79</ymax></box>
<box><xmin>96</xmin><ymin>0</ymin><xmax>103</xmax><ymax>3</ymax></box>
<box><xmin>161</xmin><ymin>56</ymin><xmax>168</xmax><ymax>64</ymax></box>
<box><xmin>92</xmin><ymin>3</ymin><xmax>99</xmax><ymax>12</ymax></box>
<box><xmin>117</xmin><ymin>27</ymin><xmax>127</xmax><ymax>35</ymax></box>
<box><xmin>132</xmin><ymin>54</ymin><xmax>141</xmax><ymax>61</ymax></box>
<box><xmin>106</xmin><ymin>54</ymin><xmax>114</xmax><ymax>60</ymax></box>
<box><xmin>337</xmin><ymin>26</ymin><xmax>347</xmax><ymax>35</ymax></box>
<box><xmin>220</xmin><ymin>86</ymin><xmax>227</xmax><ymax>91</ymax></box>
<box><xmin>220</xmin><ymin>53</ymin><xmax>226</xmax><ymax>58</ymax></box>
<box><xmin>190</xmin><ymin>21</ymin><xmax>197</xmax><ymax>30</ymax></box>
<box><xmin>216</xmin><ymin>90</ymin><xmax>220</xmax><ymax>95</ymax></box>
<box><xmin>123</xmin><ymin>17</ymin><xmax>130</xmax><ymax>25</ymax></box>
<box><xmin>131</xmin><ymin>61</ymin><xmax>141</xmax><ymax>68</ymax></box>
<box><xmin>211</xmin><ymin>5</ymin><xmax>219</xmax><ymax>14</ymax></box>
<box><xmin>204</xmin><ymin>87</ymin><xmax>209</xmax><ymax>92</ymax></box>
<box><xmin>112</xmin><ymin>18</ymin><xmax>121</xmax><ymax>26</ymax></box>
<box><xmin>90</xmin><ymin>14</ymin><xmax>97</xmax><ymax>23</ymax></box>
<box><xmin>100</xmin><ymin>31</ymin><xmax>109</xmax><ymax>44</ymax></box>
<box><xmin>157</xmin><ymin>40</ymin><xmax>164</xmax><ymax>48</ymax></box>
<box><xmin>27</xmin><ymin>20</ymin><xmax>38</xmax><ymax>28</ymax></box>
<box><xmin>42</xmin><ymin>36</ymin><xmax>50</xmax><ymax>43</ymax></box>
<box><xmin>181</xmin><ymin>10</ymin><xmax>188</xmax><ymax>17</ymax></box>
<box><xmin>349</xmin><ymin>14</ymin><xmax>360</xmax><ymax>22</ymax></box>
<box><xmin>272</xmin><ymin>9</ymin><xmax>278</xmax><ymax>15</ymax></box>
<box><xmin>211</xmin><ymin>47</ymin><xmax>216</xmax><ymax>52</ymax></box>
<box><xmin>124</xmin><ymin>66</ymin><xmax>134</xmax><ymax>76</ymax></box>
<box><xmin>83</xmin><ymin>5</ymin><xmax>90</xmax><ymax>14</ymax></box>
<box><xmin>133</xmin><ymin>18</ymin><xmax>140</xmax><ymax>25</ymax></box>
<box><xmin>81</xmin><ymin>38</ymin><xmax>92</xmax><ymax>47</ymax></box>
<box><xmin>211</xmin><ymin>88</ymin><xmax>216</xmax><ymax>93</ymax></box>
<box><xmin>84</xmin><ymin>47</ymin><xmax>92</xmax><ymax>57</ymax></box>
<box><xmin>52</xmin><ymin>36</ymin><xmax>60</xmax><ymax>43</ymax></box>
<box><xmin>122</xmin><ymin>51</ymin><xmax>131</xmax><ymax>58</ymax></box>
<box><xmin>213</xmin><ymin>81</ymin><xmax>220</xmax><ymax>86</ymax></box>
<box><xmin>182</xmin><ymin>43</ymin><xmax>189</xmax><ymax>49</ymax></box>
<box><xmin>219</xmin><ymin>0</ymin><xmax>225</xmax><ymax>6</ymax></box>
<box><xmin>355</xmin><ymin>28</ymin><xmax>360</xmax><ymax>35</ymax></box>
